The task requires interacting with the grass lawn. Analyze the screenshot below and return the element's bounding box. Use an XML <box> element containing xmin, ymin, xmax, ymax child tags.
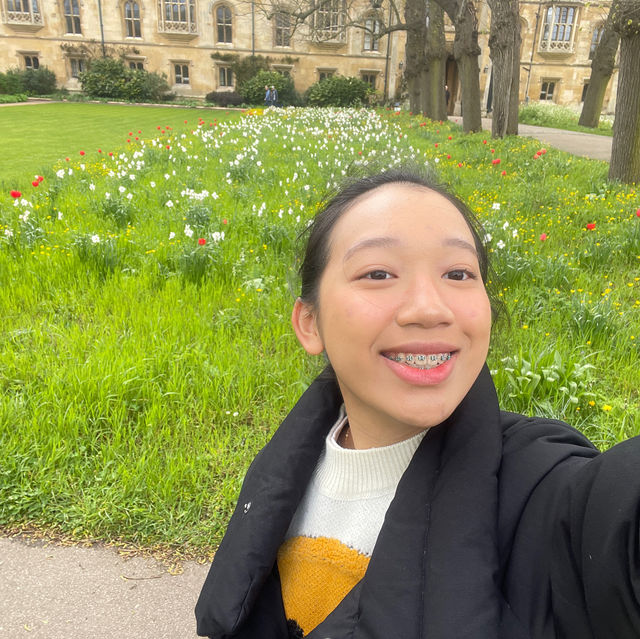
<box><xmin>518</xmin><ymin>102</ymin><xmax>614</xmax><ymax>136</ymax></box>
<box><xmin>0</xmin><ymin>102</ymin><xmax>240</xmax><ymax>186</ymax></box>
<box><xmin>0</xmin><ymin>106</ymin><xmax>638</xmax><ymax>554</ymax></box>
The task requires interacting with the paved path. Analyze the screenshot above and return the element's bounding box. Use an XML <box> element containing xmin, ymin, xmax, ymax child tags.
<box><xmin>450</xmin><ymin>116</ymin><xmax>612</xmax><ymax>162</ymax></box>
<box><xmin>0</xmin><ymin>536</ymin><xmax>209</xmax><ymax>638</ymax></box>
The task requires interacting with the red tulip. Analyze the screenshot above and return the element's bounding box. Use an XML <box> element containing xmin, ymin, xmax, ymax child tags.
<box><xmin>222</xmin><ymin>218</ymin><xmax>228</xmax><ymax>225</ymax></box>
<box><xmin>79</xmin><ymin>150</ymin><xmax>85</xmax><ymax>156</ymax></box>
<box><xmin>10</xmin><ymin>190</ymin><xmax>21</xmax><ymax>198</ymax></box>
<box><xmin>32</xmin><ymin>180</ymin><xmax>39</xmax><ymax>187</ymax></box>
<box><xmin>492</xmin><ymin>158</ymin><xmax>501</xmax><ymax>165</ymax></box>
<box><xmin>198</xmin><ymin>238</ymin><xmax>206</xmax><ymax>246</ymax></box>
<box><xmin>586</xmin><ymin>223</ymin><xmax>596</xmax><ymax>230</ymax></box>
<box><xmin>540</xmin><ymin>233</ymin><xmax>548</xmax><ymax>241</ymax></box>
<box><xmin>501</xmin><ymin>171</ymin><xmax>506</xmax><ymax>176</ymax></box>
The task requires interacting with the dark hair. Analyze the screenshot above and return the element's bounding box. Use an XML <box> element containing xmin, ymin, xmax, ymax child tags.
<box><xmin>298</xmin><ymin>168</ymin><xmax>503</xmax><ymax>321</ymax></box>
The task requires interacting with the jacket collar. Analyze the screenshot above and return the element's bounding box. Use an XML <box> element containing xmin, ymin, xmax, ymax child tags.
<box><xmin>197</xmin><ymin>366</ymin><xmax>504</xmax><ymax>639</ymax></box>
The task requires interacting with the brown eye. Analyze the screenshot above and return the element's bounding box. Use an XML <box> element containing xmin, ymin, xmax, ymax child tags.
<box><xmin>365</xmin><ymin>270</ymin><xmax>391</xmax><ymax>280</ymax></box>
<box><xmin>445</xmin><ymin>269</ymin><xmax>474</xmax><ymax>281</ymax></box>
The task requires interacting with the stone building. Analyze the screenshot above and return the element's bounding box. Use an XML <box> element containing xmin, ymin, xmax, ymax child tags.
<box><xmin>0</xmin><ymin>0</ymin><xmax>404</xmax><ymax>99</ymax></box>
<box><xmin>0</xmin><ymin>0</ymin><xmax>618</xmax><ymax>113</ymax></box>
<box><xmin>451</xmin><ymin>0</ymin><xmax>618</xmax><ymax>114</ymax></box>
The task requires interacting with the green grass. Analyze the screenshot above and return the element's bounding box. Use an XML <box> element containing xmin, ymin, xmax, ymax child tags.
<box><xmin>0</xmin><ymin>106</ymin><xmax>638</xmax><ymax>554</ymax></box>
<box><xmin>519</xmin><ymin>101</ymin><xmax>614</xmax><ymax>136</ymax></box>
<box><xmin>0</xmin><ymin>102</ymin><xmax>241</xmax><ymax>185</ymax></box>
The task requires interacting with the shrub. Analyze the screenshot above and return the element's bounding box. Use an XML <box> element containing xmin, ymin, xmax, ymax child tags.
<box><xmin>238</xmin><ymin>70</ymin><xmax>298</xmax><ymax>106</ymax></box>
<box><xmin>0</xmin><ymin>69</ymin><xmax>25</xmax><ymax>95</ymax></box>
<box><xmin>124</xmin><ymin>68</ymin><xmax>171</xmax><ymax>102</ymax></box>
<box><xmin>0</xmin><ymin>93</ymin><xmax>28</xmax><ymax>104</ymax></box>
<box><xmin>305</xmin><ymin>75</ymin><xmax>372</xmax><ymax>107</ymax></box>
<box><xmin>205</xmin><ymin>91</ymin><xmax>244</xmax><ymax>107</ymax></box>
<box><xmin>229</xmin><ymin>55</ymin><xmax>271</xmax><ymax>89</ymax></box>
<box><xmin>21</xmin><ymin>67</ymin><xmax>57</xmax><ymax>95</ymax></box>
<box><xmin>79</xmin><ymin>57</ymin><xmax>170</xmax><ymax>102</ymax></box>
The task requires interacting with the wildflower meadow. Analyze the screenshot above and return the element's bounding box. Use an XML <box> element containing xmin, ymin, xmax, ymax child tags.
<box><xmin>1</xmin><ymin>106</ymin><xmax>638</xmax><ymax>553</ymax></box>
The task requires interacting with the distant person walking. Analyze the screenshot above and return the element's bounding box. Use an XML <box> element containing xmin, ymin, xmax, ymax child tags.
<box><xmin>264</xmin><ymin>85</ymin><xmax>271</xmax><ymax>107</ymax></box>
<box><xmin>270</xmin><ymin>85</ymin><xmax>279</xmax><ymax>107</ymax></box>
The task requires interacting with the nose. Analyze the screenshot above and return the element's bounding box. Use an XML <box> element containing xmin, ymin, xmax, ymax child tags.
<box><xmin>395</xmin><ymin>275</ymin><xmax>455</xmax><ymax>328</ymax></box>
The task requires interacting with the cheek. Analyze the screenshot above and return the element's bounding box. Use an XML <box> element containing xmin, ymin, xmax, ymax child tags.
<box><xmin>454</xmin><ymin>293</ymin><xmax>492</xmax><ymax>334</ymax></box>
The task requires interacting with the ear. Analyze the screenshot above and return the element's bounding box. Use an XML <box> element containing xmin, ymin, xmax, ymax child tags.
<box><xmin>291</xmin><ymin>298</ymin><xmax>324</xmax><ymax>355</ymax></box>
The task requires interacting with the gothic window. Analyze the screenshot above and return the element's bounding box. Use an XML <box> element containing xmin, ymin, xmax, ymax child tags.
<box><xmin>318</xmin><ymin>69</ymin><xmax>335</xmax><ymax>81</ymax></box>
<box><xmin>218</xmin><ymin>66</ymin><xmax>233</xmax><ymax>86</ymax></box>
<box><xmin>363</xmin><ymin>17</ymin><xmax>380</xmax><ymax>51</ymax></box>
<box><xmin>124</xmin><ymin>0</ymin><xmax>141</xmax><ymax>37</ymax></box>
<box><xmin>539</xmin><ymin>80</ymin><xmax>556</xmax><ymax>101</ymax></box>
<box><xmin>361</xmin><ymin>72</ymin><xmax>377</xmax><ymax>88</ymax></box>
<box><xmin>158</xmin><ymin>0</ymin><xmax>196</xmax><ymax>34</ymax></box>
<box><xmin>216</xmin><ymin>4</ymin><xmax>232</xmax><ymax>42</ymax></box>
<box><xmin>539</xmin><ymin>5</ymin><xmax>577</xmax><ymax>52</ymax></box>
<box><xmin>174</xmin><ymin>63</ymin><xmax>189</xmax><ymax>84</ymax></box>
<box><xmin>312</xmin><ymin>0</ymin><xmax>346</xmax><ymax>42</ymax></box>
<box><xmin>5</xmin><ymin>0</ymin><xmax>42</xmax><ymax>24</ymax></box>
<box><xmin>63</xmin><ymin>0</ymin><xmax>81</xmax><ymax>34</ymax></box>
<box><xmin>274</xmin><ymin>10</ymin><xmax>292</xmax><ymax>47</ymax></box>
<box><xmin>69</xmin><ymin>57</ymin><xmax>85</xmax><ymax>77</ymax></box>
<box><xmin>24</xmin><ymin>54</ymin><xmax>40</xmax><ymax>69</ymax></box>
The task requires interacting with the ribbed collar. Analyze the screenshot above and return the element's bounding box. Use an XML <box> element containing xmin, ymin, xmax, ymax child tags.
<box><xmin>315</xmin><ymin>408</ymin><xmax>428</xmax><ymax>498</ymax></box>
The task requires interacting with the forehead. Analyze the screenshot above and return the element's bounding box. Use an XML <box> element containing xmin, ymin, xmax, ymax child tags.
<box><xmin>328</xmin><ymin>183</ymin><xmax>474</xmax><ymax>250</ymax></box>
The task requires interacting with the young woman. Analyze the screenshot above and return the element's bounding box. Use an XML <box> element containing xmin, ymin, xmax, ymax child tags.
<box><xmin>196</xmin><ymin>170</ymin><xmax>640</xmax><ymax>639</ymax></box>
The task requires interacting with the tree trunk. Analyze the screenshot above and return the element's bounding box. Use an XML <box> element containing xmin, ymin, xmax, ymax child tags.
<box><xmin>487</xmin><ymin>0</ymin><xmax>521</xmax><ymax>137</ymax></box>
<box><xmin>579</xmin><ymin>15</ymin><xmax>620</xmax><ymax>128</ymax></box>
<box><xmin>432</xmin><ymin>0</ymin><xmax>482</xmax><ymax>131</ymax></box>
<box><xmin>452</xmin><ymin>0</ymin><xmax>482</xmax><ymax>132</ymax></box>
<box><xmin>404</xmin><ymin>0</ymin><xmax>426</xmax><ymax>113</ymax></box>
<box><xmin>609</xmin><ymin>31</ymin><xmax>640</xmax><ymax>183</ymax></box>
<box><xmin>422</xmin><ymin>1</ymin><xmax>447</xmax><ymax>120</ymax></box>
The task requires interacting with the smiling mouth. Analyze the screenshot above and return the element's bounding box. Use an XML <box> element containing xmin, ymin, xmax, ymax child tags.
<box><xmin>383</xmin><ymin>352</ymin><xmax>452</xmax><ymax>370</ymax></box>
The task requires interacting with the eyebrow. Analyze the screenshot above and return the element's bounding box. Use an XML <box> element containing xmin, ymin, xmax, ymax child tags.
<box><xmin>343</xmin><ymin>237</ymin><xmax>400</xmax><ymax>262</ymax></box>
<box><xmin>343</xmin><ymin>235</ymin><xmax>478</xmax><ymax>261</ymax></box>
<box><xmin>443</xmin><ymin>237</ymin><xmax>478</xmax><ymax>257</ymax></box>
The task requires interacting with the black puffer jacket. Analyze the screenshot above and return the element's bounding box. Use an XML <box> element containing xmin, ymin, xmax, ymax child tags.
<box><xmin>196</xmin><ymin>367</ymin><xmax>640</xmax><ymax>639</ymax></box>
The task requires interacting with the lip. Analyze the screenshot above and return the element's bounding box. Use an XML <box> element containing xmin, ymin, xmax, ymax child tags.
<box><xmin>380</xmin><ymin>348</ymin><xmax>458</xmax><ymax>386</ymax></box>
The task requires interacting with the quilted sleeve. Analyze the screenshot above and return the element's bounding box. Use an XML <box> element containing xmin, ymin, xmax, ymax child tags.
<box><xmin>551</xmin><ymin>435</ymin><xmax>640</xmax><ymax>639</ymax></box>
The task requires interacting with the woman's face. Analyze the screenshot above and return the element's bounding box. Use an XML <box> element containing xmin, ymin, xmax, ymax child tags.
<box><xmin>292</xmin><ymin>184</ymin><xmax>492</xmax><ymax>448</ymax></box>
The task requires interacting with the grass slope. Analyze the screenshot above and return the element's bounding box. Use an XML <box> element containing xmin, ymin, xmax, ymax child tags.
<box><xmin>0</xmin><ymin>102</ymin><xmax>240</xmax><ymax>185</ymax></box>
<box><xmin>0</xmin><ymin>106</ymin><xmax>638</xmax><ymax>554</ymax></box>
